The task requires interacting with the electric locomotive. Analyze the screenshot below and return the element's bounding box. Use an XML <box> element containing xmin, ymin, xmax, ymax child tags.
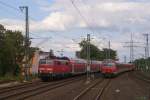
<box><xmin>101</xmin><ymin>63</ymin><xmax>117</xmax><ymax>77</ymax></box>
<box><xmin>38</xmin><ymin>59</ymin><xmax>71</xmax><ymax>81</ymax></box>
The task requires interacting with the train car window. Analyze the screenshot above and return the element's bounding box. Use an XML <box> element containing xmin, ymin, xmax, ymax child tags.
<box><xmin>39</xmin><ymin>59</ymin><xmax>46</xmax><ymax>64</ymax></box>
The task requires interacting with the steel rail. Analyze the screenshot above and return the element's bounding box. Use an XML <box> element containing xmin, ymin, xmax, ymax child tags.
<box><xmin>95</xmin><ymin>79</ymin><xmax>111</xmax><ymax>100</ymax></box>
<box><xmin>0</xmin><ymin>76</ymin><xmax>85</xmax><ymax>100</ymax></box>
<box><xmin>73</xmin><ymin>79</ymin><xmax>104</xmax><ymax>100</ymax></box>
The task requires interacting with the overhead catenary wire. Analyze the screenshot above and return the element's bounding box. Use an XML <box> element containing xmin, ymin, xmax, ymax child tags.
<box><xmin>123</xmin><ymin>33</ymin><xmax>141</xmax><ymax>63</ymax></box>
<box><xmin>0</xmin><ymin>1</ymin><xmax>53</xmax><ymax>45</ymax></box>
<box><xmin>0</xmin><ymin>1</ymin><xmax>70</xmax><ymax>34</ymax></box>
<box><xmin>0</xmin><ymin>1</ymin><xmax>91</xmax><ymax>41</ymax></box>
<box><xmin>70</xmin><ymin>0</ymin><xmax>95</xmax><ymax>33</ymax></box>
<box><xmin>0</xmin><ymin>1</ymin><xmax>19</xmax><ymax>11</ymax></box>
<box><xmin>0</xmin><ymin>1</ymin><xmax>37</xmax><ymax>21</ymax></box>
<box><xmin>0</xmin><ymin>0</ymin><xmax>102</xmax><ymax>51</ymax></box>
<box><xmin>69</xmin><ymin>0</ymin><xmax>111</xmax><ymax>48</ymax></box>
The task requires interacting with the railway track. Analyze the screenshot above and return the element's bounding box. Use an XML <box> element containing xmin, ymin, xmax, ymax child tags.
<box><xmin>131</xmin><ymin>71</ymin><xmax>150</xmax><ymax>83</ymax></box>
<box><xmin>0</xmin><ymin>76</ymin><xmax>85</xmax><ymax>100</ymax></box>
<box><xmin>73</xmin><ymin>78</ymin><xmax>111</xmax><ymax>100</ymax></box>
<box><xmin>0</xmin><ymin>80</ymin><xmax>15</xmax><ymax>84</ymax></box>
<box><xmin>0</xmin><ymin>81</ymin><xmax>42</xmax><ymax>94</ymax></box>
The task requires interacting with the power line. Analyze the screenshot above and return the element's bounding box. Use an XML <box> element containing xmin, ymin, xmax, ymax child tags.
<box><xmin>0</xmin><ymin>0</ymin><xmax>99</xmax><ymax>52</ymax></box>
<box><xmin>70</xmin><ymin>0</ymin><xmax>94</xmax><ymax>33</ymax></box>
<box><xmin>74</xmin><ymin>0</ymin><xmax>113</xmax><ymax>44</ymax></box>
<box><xmin>0</xmin><ymin>1</ymin><xmax>19</xmax><ymax>11</ymax></box>
<box><xmin>123</xmin><ymin>33</ymin><xmax>141</xmax><ymax>63</ymax></box>
<box><xmin>0</xmin><ymin>1</ymin><xmax>37</xmax><ymax>21</ymax></box>
<box><xmin>0</xmin><ymin>1</ymin><xmax>52</xmax><ymax>45</ymax></box>
<box><xmin>35</xmin><ymin>37</ymin><xmax>52</xmax><ymax>46</ymax></box>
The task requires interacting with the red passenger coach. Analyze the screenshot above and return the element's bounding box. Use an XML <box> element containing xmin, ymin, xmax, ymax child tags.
<box><xmin>70</xmin><ymin>59</ymin><xmax>86</xmax><ymax>75</ymax></box>
<box><xmin>91</xmin><ymin>61</ymin><xmax>102</xmax><ymax>72</ymax></box>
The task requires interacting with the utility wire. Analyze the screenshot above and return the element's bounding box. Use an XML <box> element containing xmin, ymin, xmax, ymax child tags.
<box><xmin>0</xmin><ymin>1</ymin><xmax>85</xmax><ymax>49</ymax></box>
<box><xmin>0</xmin><ymin>1</ymin><xmax>37</xmax><ymax>21</ymax></box>
<box><xmin>70</xmin><ymin>0</ymin><xmax>94</xmax><ymax>33</ymax></box>
<box><xmin>70</xmin><ymin>0</ymin><xmax>108</xmax><ymax>43</ymax></box>
<box><xmin>0</xmin><ymin>1</ymin><xmax>19</xmax><ymax>11</ymax></box>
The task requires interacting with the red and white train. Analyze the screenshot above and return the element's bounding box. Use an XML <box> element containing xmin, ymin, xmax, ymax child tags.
<box><xmin>101</xmin><ymin>62</ymin><xmax>135</xmax><ymax>77</ymax></box>
<box><xmin>38</xmin><ymin>58</ymin><xmax>135</xmax><ymax>80</ymax></box>
<box><xmin>38</xmin><ymin>58</ymin><xmax>102</xmax><ymax>81</ymax></box>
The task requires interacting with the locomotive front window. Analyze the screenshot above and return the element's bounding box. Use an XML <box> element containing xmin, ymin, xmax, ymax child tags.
<box><xmin>61</xmin><ymin>61</ymin><xmax>69</xmax><ymax>65</ymax></box>
<box><xmin>104</xmin><ymin>63</ymin><xmax>115</xmax><ymax>67</ymax></box>
<box><xmin>54</xmin><ymin>60</ymin><xmax>69</xmax><ymax>66</ymax></box>
<box><xmin>39</xmin><ymin>59</ymin><xmax>53</xmax><ymax>65</ymax></box>
<box><xmin>39</xmin><ymin>59</ymin><xmax>46</xmax><ymax>64</ymax></box>
<box><xmin>47</xmin><ymin>60</ymin><xmax>53</xmax><ymax>65</ymax></box>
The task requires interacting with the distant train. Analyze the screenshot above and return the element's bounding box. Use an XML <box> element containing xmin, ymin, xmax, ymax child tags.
<box><xmin>38</xmin><ymin>58</ymin><xmax>102</xmax><ymax>81</ymax></box>
<box><xmin>101</xmin><ymin>62</ymin><xmax>135</xmax><ymax>77</ymax></box>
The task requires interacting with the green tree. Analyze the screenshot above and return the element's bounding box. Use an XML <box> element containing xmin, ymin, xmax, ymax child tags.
<box><xmin>0</xmin><ymin>24</ymin><xmax>36</xmax><ymax>76</ymax></box>
<box><xmin>0</xmin><ymin>25</ymin><xmax>5</xmax><ymax>75</ymax></box>
<box><xmin>102</xmin><ymin>48</ymin><xmax>117</xmax><ymax>60</ymax></box>
<box><xmin>76</xmin><ymin>40</ymin><xmax>117</xmax><ymax>60</ymax></box>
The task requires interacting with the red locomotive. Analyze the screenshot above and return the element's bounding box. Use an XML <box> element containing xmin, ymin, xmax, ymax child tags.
<box><xmin>38</xmin><ymin>58</ymin><xmax>102</xmax><ymax>81</ymax></box>
<box><xmin>101</xmin><ymin>63</ymin><xmax>117</xmax><ymax>77</ymax></box>
<box><xmin>39</xmin><ymin>59</ymin><xmax>72</xmax><ymax>80</ymax></box>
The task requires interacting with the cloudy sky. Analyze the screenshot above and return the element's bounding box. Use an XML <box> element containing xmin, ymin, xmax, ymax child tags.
<box><xmin>0</xmin><ymin>0</ymin><xmax>150</xmax><ymax>61</ymax></box>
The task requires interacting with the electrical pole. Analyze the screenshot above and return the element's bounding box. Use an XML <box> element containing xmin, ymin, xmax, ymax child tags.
<box><xmin>130</xmin><ymin>33</ymin><xmax>134</xmax><ymax>63</ymax></box>
<box><xmin>20</xmin><ymin>6</ymin><xmax>29</xmax><ymax>81</ymax></box>
<box><xmin>143</xmin><ymin>34</ymin><xmax>149</xmax><ymax>58</ymax></box>
<box><xmin>124</xmin><ymin>56</ymin><xmax>127</xmax><ymax>64</ymax></box>
<box><xmin>86</xmin><ymin>34</ymin><xmax>91</xmax><ymax>83</ymax></box>
<box><xmin>143</xmin><ymin>34</ymin><xmax>149</xmax><ymax>71</ymax></box>
<box><xmin>123</xmin><ymin>33</ymin><xmax>140</xmax><ymax>63</ymax></box>
<box><xmin>108</xmin><ymin>40</ymin><xmax>111</xmax><ymax>60</ymax></box>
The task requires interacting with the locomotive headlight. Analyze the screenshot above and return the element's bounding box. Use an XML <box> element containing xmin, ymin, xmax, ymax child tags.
<box><xmin>47</xmin><ymin>68</ymin><xmax>53</xmax><ymax>71</ymax></box>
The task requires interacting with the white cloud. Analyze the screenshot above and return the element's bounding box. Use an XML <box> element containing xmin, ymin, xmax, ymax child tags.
<box><xmin>1</xmin><ymin>0</ymin><xmax>150</xmax><ymax>60</ymax></box>
<box><xmin>0</xmin><ymin>19</ymin><xmax>24</xmax><ymax>32</ymax></box>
